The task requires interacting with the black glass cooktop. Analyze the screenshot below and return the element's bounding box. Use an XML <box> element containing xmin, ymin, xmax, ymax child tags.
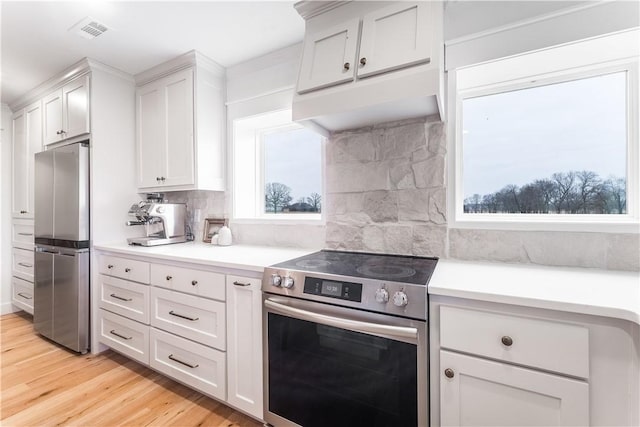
<box><xmin>272</xmin><ymin>250</ymin><xmax>438</xmax><ymax>285</ymax></box>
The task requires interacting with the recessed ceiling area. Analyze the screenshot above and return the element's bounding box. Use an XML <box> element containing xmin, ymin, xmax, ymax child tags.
<box><xmin>1</xmin><ymin>1</ymin><xmax>304</xmax><ymax>106</ymax></box>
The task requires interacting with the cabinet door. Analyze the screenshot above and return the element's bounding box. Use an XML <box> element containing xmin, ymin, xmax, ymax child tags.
<box><xmin>163</xmin><ymin>68</ymin><xmax>195</xmax><ymax>187</ymax></box>
<box><xmin>358</xmin><ymin>2</ymin><xmax>431</xmax><ymax>79</ymax></box>
<box><xmin>42</xmin><ymin>89</ymin><xmax>63</xmax><ymax>145</ymax></box>
<box><xmin>136</xmin><ymin>80</ymin><xmax>165</xmax><ymax>188</ymax></box>
<box><xmin>440</xmin><ymin>350</ymin><xmax>589</xmax><ymax>426</ymax></box>
<box><xmin>11</xmin><ymin>109</ymin><xmax>27</xmax><ymax>217</ymax></box>
<box><xmin>25</xmin><ymin>101</ymin><xmax>43</xmax><ymax>218</ymax></box>
<box><xmin>226</xmin><ymin>275</ymin><xmax>263</xmax><ymax>418</ymax></box>
<box><xmin>297</xmin><ymin>18</ymin><xmax>360</xmax><ymax>93</ymax></box>
<box><xmin>62</xmin><ymin>75</ymin><xmax>90</xmax><ymax>139</ymax></box>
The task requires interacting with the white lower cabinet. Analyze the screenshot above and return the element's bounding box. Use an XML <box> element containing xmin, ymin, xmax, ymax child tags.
<box><xmin>440</xmin><ymin>350</ymin><xmax>589</xmax><ymax>426</ymax></box>
<box><xmin>96</xmin><ymin>252</ymin><xmax>263</xmax><ymax>421</ymax></box>
<box><xmin>150</xmin><ymin>327</ymin><xmax>226</xmax><ymax>401</ymax></box>
<box><xmin>99</xmin><ymin>274</ymin><xmax>150</xmax><ymax>324</ymax></box>
<box><xmin>11</xmin><ymin>276</ymin><xmax>34</xmax><ymax>314</ymax></box>
<box><xmin>150</xmin><ymin>286</ymin><xmax>226</xmax><ymax>350</ymax></box>
<box><xmin>226</xmin><ymin>275</ymin><xmax>263</xmax><ymax>419</ymax></box>
<box><xmin>99</xmin><ymin>308</ymin><xmax>150</xmax><ymax>365</ymax></box>
<box><xmin>430</xmin><ymin>298</ymin><xmax>593</xmax><ymax>426</ymax></box>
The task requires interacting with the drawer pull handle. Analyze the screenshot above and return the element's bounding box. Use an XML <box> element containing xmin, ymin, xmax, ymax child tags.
<box><xmin>343</xmin><ymin>62</ymin><xmax>350</xmax><ymax>71</ymax></box>
<box><xmin>191</xmin><ymin>280</ymin><xmax>198</xmax><ymax>286</ymax></box>
<box><xmin>166</xmin><ymin>275</ymin><xmax>172</xmax><ymax>281</ymax></box>
<box><xmin>18</xmin><ymin>262</ymin><xmax>33</xmax><ymax>268</ymax></box>
<box><xmin>109</xmin><ymin>330</ymin><xmax>132</xmax><ymax>340</ymax></box>
<box><xmin>107</xmin><ymin>264</ymin><xmax>114</xmax><ymax>269</ymax></box>
<box><xmin>169</xmin><ymin>310</ymin><xmax>199</xmax><ymax>321</ymax></box>
<box><xmin>168</xmin><ymin>354</ymin><xmax>199</xmax><ymax>369</ymax></box>
<box><xmin>501</xmin><ymin>336</ymin><xmax>513</xmax><ymax>346</ymax></box>
<box><xmin>360</xmin><ymin>57</ymin><xmax>367</xmax><ymax>66</ymax></box>
<box><xmin>18</xmin><ymin>232</ymin><xmax>33</xmax><ymax>236</ymax></box>
<box><xmin>17</xmin><ymin>292</ymin><xmax>33</xmax><ymax>300</ymax></box>
<box><xmin>233</xmin><ymin>281</ymin><xmax>250</xmax><ymax>287</ymax></box>
<box><xmin>125</xmin><ymin>268</ymin><xmax>131</xmax><ymax>273</ymax></box>
<box><xmin>110</xmin><ymin>293</ymin><xmax>132</xmax><ymax>302</ymax></box>
<box><xmin>444</xmin><ymin>368</ymin><xmax>455</xmax><ymax>379</ymax></box>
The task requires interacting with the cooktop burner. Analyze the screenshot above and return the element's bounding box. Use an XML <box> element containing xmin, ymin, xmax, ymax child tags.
<box><xmin>272</xmin><ymin>250</ymin><xmax>438</xmax><ymax>285</ymax></box>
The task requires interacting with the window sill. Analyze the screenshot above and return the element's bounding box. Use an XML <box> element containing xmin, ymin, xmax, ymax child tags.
<box><xmin>451</xmin><ymin>215</ymin><xmax>640</xmax><ymax>234</ymax></box>
<box><xmin>231</xmin><ymin>216</ymin><xmax>325</xmax><ymax>226</ymax></box>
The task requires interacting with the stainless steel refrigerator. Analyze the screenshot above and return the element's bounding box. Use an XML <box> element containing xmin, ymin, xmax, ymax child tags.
<box><xmin>34</xmin><ymin>141</ymin><xmax>90</xmax><ymax>354</ymax></box>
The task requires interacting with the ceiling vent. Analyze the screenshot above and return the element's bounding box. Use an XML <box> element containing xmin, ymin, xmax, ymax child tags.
<box><xmin>68</xmin><ymin>16</ymin><xmax>110</xmax><ymax>40</ymax></box>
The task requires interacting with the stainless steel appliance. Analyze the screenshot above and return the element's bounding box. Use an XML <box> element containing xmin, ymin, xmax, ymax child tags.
<box><xmin>126</xmin><ymin>198</ymin><xmax>187</xmax><ymax>246</ymax></box>
<box><xmin>262</xmin><ymin>250</ymin><xmax>438</xmax><ymax>427</ymax></box>
<box><xmin>34</xmin><ymin>141</ymin><xmax>90</xmax><ymax>354</ymax></box>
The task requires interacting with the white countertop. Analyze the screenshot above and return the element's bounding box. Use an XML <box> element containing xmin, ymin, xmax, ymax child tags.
<box><xmin>95</xmin><ymin>242</ymin><xmax>639</xmax><ymax>325</ymax></box>
<box><xmin>428</xmin><ymin>259</ymin><xmax>640</xmax><ymax>325</ymax></box>
<box><xmin>94</xmin><ymin>241</ymin><xmax>316</xmax><ymax>272</ymax></box>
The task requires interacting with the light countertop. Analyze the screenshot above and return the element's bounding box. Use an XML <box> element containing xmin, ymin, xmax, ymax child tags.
<box><xmin>428</xmin><ymin>259</ymin><xmax>640</xmax><ymax>325</ymax></box>
<box><xmin>95</xmin><ymin>242</ymin><xmax>639</xmax><ymax>325</ymax></box>
<box><xmin>94</xmin><ymin>241</ymin><xmax>316</xmax><ymax>273</ymax></box>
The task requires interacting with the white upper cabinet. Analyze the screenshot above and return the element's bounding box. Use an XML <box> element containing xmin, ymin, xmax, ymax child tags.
<box><xmin>297</xmin><ymin>18</ymin><xmax>360</xmax><ymax>93</ymax></box>
<box><xmin>135</xmin><ymin>51</ymin><xmax>225</xmax><ymax>192</ymax></box>
<box><xmin>42</xmin><ymin>74</ymin><xmax>90</xmax><ymax>145</ymax></box>
<box><xmin>358</xmin><ymin>2</ymin><xmax>431</xmax><ymax>78</ymax></box>
<box><xmin>293</xmin><ymin>1</ymin><xmax>444</xmax><ymax>134</ymax></box>
<box><xmin>137</xmin><ymin>69</ymin><xmax>195</xmax><ymax>188</ymax></box>
<box><xmin>12</xmin><ymin>100</ymin><xmax>43</xmax><ymax>218</ymax></box>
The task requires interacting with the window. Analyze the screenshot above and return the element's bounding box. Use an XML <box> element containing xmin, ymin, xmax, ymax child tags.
<box><xmin>233</xmin><ymin>109</ymin><xmax>324</xmax><ymax>221</ymax></box>
<box><xmin>451</xmin><ymin>31</ymin><xmax>639</xmax><ymax>232</ymax></box>
<box><xmin>462</xmin><ymin>72</ymin><xmax>627</xmax><ymax>215</ymax></box>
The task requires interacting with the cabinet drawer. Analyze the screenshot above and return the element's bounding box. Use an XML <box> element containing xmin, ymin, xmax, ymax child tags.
<box><xmin>440</xmin><ymin>306</ymin><xmax>589</xmax><ymax>378</ymax></box>
<box><xmin>12</xmin><ymin>276</ymin><xmax>34</xmax><ymax>314</ymax></box>
<box><xmin>150</xmin><ymin>287</ymin><xmax>226</xmax><ymax>350</ymax></box>
<box><xmin>151</xmin><ymin>264</ymin><xmax>225</xmax><ymax>301</ymax></box>
<box><xmin>150</xmin><ymin>327</ymin><xmax>226</xmax><ymax>401</ymax></box>
<box><xmin>99</xmin><ymin>255</ymin><xmax>150</xmax><ymax>284</ymax></box>
<box><xmin>12</xmin><ymin>220</ymin><xmax>34</xmax><ymax>249</ymax></box>
<box><xmin>99</xmin><ymin>309</ymin><xmax>149</xmax><ymax>365</ymax></box>
<box><xmin>99</xmin><ymin>274</ymin><xmax>150</xmax><ymax>324</ymax></box>
<box><xmin>12</xmin><ymin>247</ymin><xmax>34</xmax><ymax>282</ymax></box>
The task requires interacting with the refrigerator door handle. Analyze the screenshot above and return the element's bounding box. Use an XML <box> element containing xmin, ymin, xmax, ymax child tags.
<box><xmin>35</xmin><ymin>247</ymin><xmax>59</xmax><ymax>255</ymax></box>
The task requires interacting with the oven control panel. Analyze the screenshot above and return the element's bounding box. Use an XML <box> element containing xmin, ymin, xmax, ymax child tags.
<box><xmin>303</xmin><ymin>277</ymin><xmax>363</xmax><ymax>302</ymax></box>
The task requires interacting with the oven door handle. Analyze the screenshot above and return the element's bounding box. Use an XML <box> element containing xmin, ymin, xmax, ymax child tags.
<box><xmin>265</xmin><ymin>298</ymin><xmax>418</xmax><ymax>340</ymax></box>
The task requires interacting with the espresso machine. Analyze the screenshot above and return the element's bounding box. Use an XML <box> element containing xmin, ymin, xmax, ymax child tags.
<box><xmin>126</xmin><ymin>195</ymin><xmax>188</xmax><ymax>246</ymax></box>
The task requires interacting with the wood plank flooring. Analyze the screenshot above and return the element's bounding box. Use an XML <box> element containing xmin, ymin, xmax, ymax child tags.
<box><xmin>0</xmin><ymin>312</ymin><xmax>263</xmax><ymax>427</ymax></box>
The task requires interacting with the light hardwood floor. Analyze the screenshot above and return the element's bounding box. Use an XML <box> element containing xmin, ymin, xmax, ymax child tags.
<box><xmin>0</xmin><ymin>311</ymin><xmax>263</xmax><ymax>427</ymax></box>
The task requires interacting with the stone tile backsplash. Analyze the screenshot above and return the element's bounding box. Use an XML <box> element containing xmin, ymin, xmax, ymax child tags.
<box><xmin>160</xmin><ymin>116</ymin><xmax>638</xmax><ymax>271</ymax></box>
<box><xmin>325</xmin><ymin>117</ymin><xmax>448</xmax><ymax>257</ymax></box>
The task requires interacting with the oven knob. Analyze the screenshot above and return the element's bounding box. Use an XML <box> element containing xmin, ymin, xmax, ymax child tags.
<box><xmin>270</xmin><ymin>274</ymin><xmax>282</xmax><ymax>287</ymax></box>
<box><xmin>375</xmin><ymin>288</ymin><xmax>389</xmax><ymax>303</ymax></box>
<box><xmin>392</xmin><ymin>291</ymin><xmax>408</xmax><ymax>307</ymax></box>
<box><xmin>282</xmin><ymin>276</ymin><xmax>295</xmax><ymax>289</ymax></box>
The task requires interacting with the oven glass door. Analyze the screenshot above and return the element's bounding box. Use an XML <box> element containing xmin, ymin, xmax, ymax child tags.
<box><xmin>266</xmin><ymin>300</ymin><xmax>420</xmax><ymax>427</ymax></box>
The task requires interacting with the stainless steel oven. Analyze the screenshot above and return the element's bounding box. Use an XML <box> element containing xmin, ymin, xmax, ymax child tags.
<box><xmin>262</xmin><ymin>250</ymin><xmax>437</xmax><ymax>427</ymax></box>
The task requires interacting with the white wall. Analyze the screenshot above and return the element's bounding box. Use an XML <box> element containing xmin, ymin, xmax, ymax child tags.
<box><xmin>1</xmin><ymin>103</ymin><xmax>15</xmax><ymax>314</ymax></box>
<box><xmin>444</xmin><ymin>0</ymin><xmax>640</xmax><ymax>70</ymax></box>
<box><xmin>225</xmin><ymin>43</ymin><xmax>324</xmax><ymax>249</ymax></box>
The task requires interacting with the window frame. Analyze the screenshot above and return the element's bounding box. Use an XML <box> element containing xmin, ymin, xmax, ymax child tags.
<box><xmin>448</xmin><ymin>33</ymin><xmax>639</xmax><ymax>234</ymax></box>
<box><xmin>231</xmin><ymin>109</ymin><xmax>326</xmax><ymax>224</ymax></box>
